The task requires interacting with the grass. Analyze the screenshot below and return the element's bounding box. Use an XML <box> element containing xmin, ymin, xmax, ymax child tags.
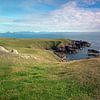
<box><xmin>0</xmin><ymin>38</ymin><xmax>100</xmax><ymax>100</ymax></box>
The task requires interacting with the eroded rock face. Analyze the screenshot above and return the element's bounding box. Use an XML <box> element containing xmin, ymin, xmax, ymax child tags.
<box><xmin>11</xmin><ymin>49</ymin><xmax>18</xmax><ymax>54</ymax></box>
<box><xmin>0</xmin><ymin>46</ymin><xmax>9</xmax><ymax>53</ymax></box>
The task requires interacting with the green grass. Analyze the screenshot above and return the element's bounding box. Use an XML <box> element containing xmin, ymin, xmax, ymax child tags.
<box><xmin>0</xmin><ymin>38</ymin><xmax>70</xmax><ymax>49</ymax></box>
<box><xmin>0</xmin><ymin>38</ymin><xmax>100</xmax><ymax>100</ymax></box>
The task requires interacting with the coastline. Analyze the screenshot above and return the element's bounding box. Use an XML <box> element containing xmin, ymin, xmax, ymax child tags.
<box><xmin>0</xmin><ymin>38</ymin><xmax>99</xmax><ymax>61</ymax></box>
<box><xmin>0</xmin><ymin>38</ymin><xmax>100</xmax><ymax>99</ymax></box>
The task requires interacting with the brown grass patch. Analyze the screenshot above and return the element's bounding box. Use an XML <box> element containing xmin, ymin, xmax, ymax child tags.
<box><xmin>11</xmin><ymin>66</ymin><xmax>25</xmax><ymax>73</ymax></box>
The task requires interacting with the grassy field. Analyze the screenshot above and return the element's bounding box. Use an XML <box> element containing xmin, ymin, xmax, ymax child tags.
<box><xmin>0</xmin><ymin>38</ymin><xmax>100</xmax><ymax>100</ymax></box>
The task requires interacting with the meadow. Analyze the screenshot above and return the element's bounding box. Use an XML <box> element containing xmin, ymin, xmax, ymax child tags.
<box><xmin>0</xmin><ymin>38</ymin><xmax>100</xmax><ymax>100</ymax></box>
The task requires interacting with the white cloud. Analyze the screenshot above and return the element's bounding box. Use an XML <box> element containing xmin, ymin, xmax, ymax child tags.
<box><xmin>39</xmin><ymin>1</ymin><xmax>100</xmax><ymax>32</ymax></box>
<box><xmin>0</xmin><ymin>1</ymin><xmax>100</xmax><ymax>32</ymax></box>
<box><xmin>0</xmin><ymin>17</ymin><xmax>13</xmax><ymax>23</ymax></box>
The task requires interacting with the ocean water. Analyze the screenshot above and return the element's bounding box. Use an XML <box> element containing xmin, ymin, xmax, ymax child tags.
<box><xmin>61</xmin><ymin>32</ymin><xmax>100</xmax><ymax>60</ymax></box>
<box><xmin>0</xmin><ymin>32</ymin><xmax>100</xmax><ymax>60</ymax></box>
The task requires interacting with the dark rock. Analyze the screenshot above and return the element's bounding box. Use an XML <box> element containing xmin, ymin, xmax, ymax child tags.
<box><xmin>88</xmin><ymin>49</ymin><xmax>99</xmax><ymax>53</ymax></box>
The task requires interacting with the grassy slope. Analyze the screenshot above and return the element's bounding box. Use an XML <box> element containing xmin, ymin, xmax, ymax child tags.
<box><xmin>0</xmin><ymin>38</ymin><xmax>100</xmax><ymax>100</ymax></box>
<box><xmin>0</xmin><ymin>38</ymin><xmax>71</xmax><ymax>62</ymax></box>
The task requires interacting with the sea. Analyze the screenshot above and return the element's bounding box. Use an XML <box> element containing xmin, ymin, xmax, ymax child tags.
<box><xmin>0</xmin><ymin>32</ymin><xmax>100</xmax><ymax>60</ymax></box>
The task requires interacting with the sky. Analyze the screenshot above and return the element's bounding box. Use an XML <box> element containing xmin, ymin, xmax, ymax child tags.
<box><xmin>0</xmin><ymin>0</ymin><xmax>100</xmax><ymax>32</ymax></box>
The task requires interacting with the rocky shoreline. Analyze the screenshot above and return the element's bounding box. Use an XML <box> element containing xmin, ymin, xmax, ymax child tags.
<box><xmin>52</xmin><ymin>40</ymin><xmax>99</xmax><ymax>61</ymax></box>
<box><xmin>0</xmin><ymin>39</ymin><xmax>99</xmax><ymax>61</ymax></box>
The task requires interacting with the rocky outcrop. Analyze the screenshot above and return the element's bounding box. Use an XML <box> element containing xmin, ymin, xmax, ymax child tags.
<box><xmin>11</xmin><ymin>49</ymin><xmax>19</xmax><ymax>54</ymax></box>
<box><xmin>0</xmin><ymin>46</ymin><xmax>9</xmax><ymax>53</ymax></box>
<box><xmin>88</xmin><ymin>49</ymin><xmax>100</xmax><ymax>57</ymax></box>
<box><xmin>53</xmin><ymin>40</ymin><xmax>91</xmax><ymax>54</ymax></box>
<box><xmin>51</xmin><ymin>40</ymin><xmax>92</xmax><ymax>61</ymax></box>
<box><xmin>88</xmin><ymin>49</ymin><xmax>99</xmax><ymax>53</ymax></box>
<box><xmin>0</xmin><ymin>46</ymin><xmax>19</xmax><ymax>55</ymax></box>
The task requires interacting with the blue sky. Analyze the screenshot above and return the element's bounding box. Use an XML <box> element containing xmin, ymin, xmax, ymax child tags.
<box><xmin>0</xmin><ymin>0</ymin><xmax>100</xmax><ymax>32</ymax></box>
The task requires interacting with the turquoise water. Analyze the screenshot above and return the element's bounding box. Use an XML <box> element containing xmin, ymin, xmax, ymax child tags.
<box><xmin>0</xmin><ymin>32</ymin><xmax>100</xmax><ymax>60</ymax></box>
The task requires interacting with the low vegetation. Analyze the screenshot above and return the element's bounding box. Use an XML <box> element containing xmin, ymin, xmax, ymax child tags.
<box><xmin>0</xmin><ymin>38</ymin><xmax>100</xmax><ymax>100</ymax></box>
